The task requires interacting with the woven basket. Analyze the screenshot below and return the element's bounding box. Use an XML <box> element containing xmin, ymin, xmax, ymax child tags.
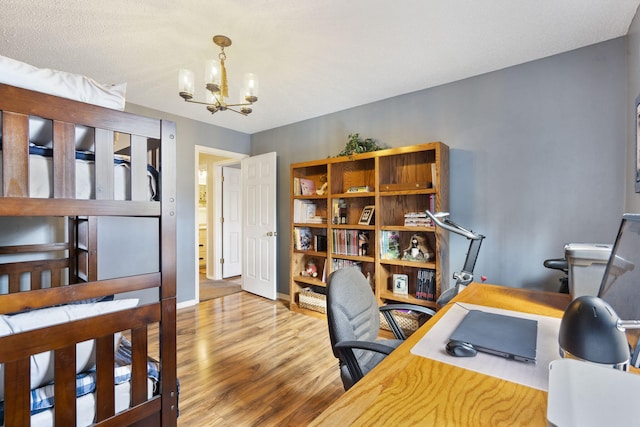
<box><xmin>379</xmin><ymin>310</ymin><xmax>426</xmax><ymax>336</ymax></box>
<box><xmin>299</xmin><ymin>288</ymin><xmax>326</xmax><ymax>314</ymax></box>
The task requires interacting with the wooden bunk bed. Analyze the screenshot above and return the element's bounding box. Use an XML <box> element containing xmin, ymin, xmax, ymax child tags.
<box><xmin>0</xmin><ymin>82</ymin><xmax>177</xmax><ymax>426</ymax></box>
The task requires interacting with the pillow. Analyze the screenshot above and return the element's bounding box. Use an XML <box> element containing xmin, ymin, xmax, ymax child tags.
<box><xmin>0</xmin><ymin>298</ymin><xmax>139</xmax><ymax>401</ymax></box>
<box><xmin>0</xmin><ymin>55</ymin><xmax>126</xmax><ymax>110</ymax></box>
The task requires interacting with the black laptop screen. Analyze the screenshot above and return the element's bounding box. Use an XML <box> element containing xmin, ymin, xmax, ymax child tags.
<box><xmin>598</xmin><ymin>214</ymin><xmax>640</xmax><ymax>321</ymax></box>
<box><xmin>462</xmin><ymin>238</ymin><xmax>483</xmax><ymax>274</ymax></box>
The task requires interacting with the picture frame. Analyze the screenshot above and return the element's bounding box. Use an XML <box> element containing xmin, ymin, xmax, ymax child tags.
<box><xmin>393</xmin><ymin>273</ymin><xmax>409</xmax><ymax>295</ymax></box>
<box><xmin>358</xmin><ymin>205</ymin><xmax>375</xmax><ymax>225</ymax></box>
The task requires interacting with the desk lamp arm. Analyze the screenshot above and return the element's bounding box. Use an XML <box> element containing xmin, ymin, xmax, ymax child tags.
<box><xmin>618</xmin><ymin>320</ymin><xmax>640</xmax><ymax>331</ymax></box>
<box><xmin>426</xmin><ymin>211</ymin><xmax>486</xmax><ymax>305</ymax></box>
<box><xmin>425</xmin><ymin>211</ymin><xmax>484</xmax><ymax>241</ymax></box>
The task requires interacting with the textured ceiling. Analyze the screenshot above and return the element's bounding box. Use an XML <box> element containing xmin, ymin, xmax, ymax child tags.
<box><xmin>1</xmin><ymin>0</ymin><xmax>639</xmax><ymax>134</ymax></box>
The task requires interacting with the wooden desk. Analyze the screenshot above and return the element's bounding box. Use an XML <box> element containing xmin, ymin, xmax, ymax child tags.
<box><xmin>311</xmin><ymin>283</ymin><xmax>571</xmax><ymax>426</ymax></box>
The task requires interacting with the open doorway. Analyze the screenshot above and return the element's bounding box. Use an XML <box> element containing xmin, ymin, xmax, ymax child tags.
<box><xmin>195</xmin><ymin>146</ymin><xmax>248</xmax><ymax>302</ymax></box>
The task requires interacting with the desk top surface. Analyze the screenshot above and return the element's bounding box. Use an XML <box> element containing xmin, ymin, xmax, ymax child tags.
<box><xmin>310</xmin><ymin>283</ymin><xmax>571</xmax><ymax>427</ymax></box>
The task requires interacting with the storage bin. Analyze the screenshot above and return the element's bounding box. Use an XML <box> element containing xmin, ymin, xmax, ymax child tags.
<box><xmin>564</xmin><ymin>243</ymin><xmax>612</xmax><ymax>299</ymax></box>
<box><xmin>298</xmin><ymin>288</ymin><xmax>326</xmax><ymax>313</ymax></box>
<box><xmin>379</xmin><ymin>310</ymin><xmax>428</xmax><ymax>337</ymax></box>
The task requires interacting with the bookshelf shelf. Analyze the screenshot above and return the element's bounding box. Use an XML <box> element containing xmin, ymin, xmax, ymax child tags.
<box><xmin>379</xmin><ymin>290</ymin><xmax>438</xmax><ymax>309</ymax></box>
<box><xmin>293</xmin><ymin>276</ymin><xmax>326</xmax><ymax>287</ymax></box>
<box><xmin>331</xmin><ymin>224</ymin><xmax>375</xmax><ymax>230</ymax></box>
<box><xmin>293</xmin><ymin>194</ymin><xmax>327</xmax><ymax>200</ymax></box>
<box><xmin>378</xmin><ymin>189</ymin><xmax>436</xmax><ymax>196</ymax></box>
<box><xmin>293</xmin><ymin>249</ymin><xmax>327</xmax><ymax>257</ymax></box>
<box><xmin>380</xmin><ymin>225</ymin><xmax>436</xmax><ymax>232</ymax></box>
<box><xmin>379</xmin><ymin>259</ymin><xmax>437</xmax><ymax>269</ymax></box>
<box><xmin>331</xmin><ymin>254</ymin><xmax>375</xmax><ymax>263</ymax></box>
<box><xmin>289</xmin><ymin>142</ymin><xmax>449</xmax><ymax>316</ymax></box>
<box><xmin>332</xmin><ymin>192</ymin><xmax>376</xmax><ymax>198</ymax></box>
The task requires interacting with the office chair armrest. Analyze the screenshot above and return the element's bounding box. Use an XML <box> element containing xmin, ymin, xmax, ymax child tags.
<box><xmin>379</xmin><ymin>304</ymin><xmax>436</xmax><ymax>340</ymax></box>
<box><xmin>335</xmin><ymin>340</ymin><xmax>397</xmax><ymax>355</ymax></box>
<box><xmin>335</xmin><ymin>340</ymin><xmax>397</xmax><ymax>384</ymax></box>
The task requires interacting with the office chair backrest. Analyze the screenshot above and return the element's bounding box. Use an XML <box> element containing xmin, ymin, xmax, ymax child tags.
<box><xmin>326</xmin><ymin>267</ymin><xmax>380</xmax><ymax>359</ymax></box>
<box><xmin>327</xmin><ymin>267</ymin><xmax>409</xmax><ymax>390</ymax></box>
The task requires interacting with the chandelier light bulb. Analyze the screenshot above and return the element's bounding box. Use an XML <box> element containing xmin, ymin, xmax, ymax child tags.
<box><xmin>178</xmin><ymin>69</ymin><xmax>194</xmax><ymax>99</ymax></box>
<box><xmin>205</xmin><ymin>90</ymin><xmax>217</xmax><ymax>106</ymax></box>
<box><xmin>205</xmin><ymin>59</ymin><xmax>221</xmax><ymax>93</ymax></box>
<box><xmin>243</xmin><ymin>73</ymin><xmax>259</xmax><ymax>103</ymax></box>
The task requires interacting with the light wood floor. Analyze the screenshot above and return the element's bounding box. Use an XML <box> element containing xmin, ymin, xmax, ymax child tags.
<box><xmin>173</xmin><ymin>291</ymin><xmax>344</xmax><ymax>426</ymax></box>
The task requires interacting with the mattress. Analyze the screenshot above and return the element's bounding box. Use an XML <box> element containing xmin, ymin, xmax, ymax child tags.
<box><xmin>0</xmin><ymin>147</ymin><xmax>158</xmax><ymax>201</ymax></box>
<box><xmin>26</xmin><ymin>378</ymin><xmax>154</xmax><ymax>427</ymax></box>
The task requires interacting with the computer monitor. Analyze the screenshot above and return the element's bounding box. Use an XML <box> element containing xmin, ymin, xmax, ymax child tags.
<box><xmin>597</xmin><ymin>214</ymin><xmax>640</xmax><ymax>321</ymax></box>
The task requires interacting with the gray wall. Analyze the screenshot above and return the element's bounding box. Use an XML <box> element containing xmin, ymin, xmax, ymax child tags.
<box><xmin>251</xmin><ymin>38</ymin><xmax>627</xmax><ymax>295</ymax></box>
<box><xmin>627</xmin><ymin>9</ymin><xmax>640</xmax><ymax>212</ymax></box>
<box><xmin>97</xmin><ymin>216</ymin><xmax>159</xmax><ymax>304</ymax></box>
<box><xmin>125</xmin><ymin>104</ymin><xmax>251</xmax><ymax>303</ymax></box>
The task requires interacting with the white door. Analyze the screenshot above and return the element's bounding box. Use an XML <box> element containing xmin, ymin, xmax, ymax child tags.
<box><xmin>242</xmin><ymin>152</ymin><xmax>277</xmax><ymax>300</ymax></box>
<box><xmin>222</xmin><ymin>166</ymin><xmax>242</xmax><ymax>278</ymax></box>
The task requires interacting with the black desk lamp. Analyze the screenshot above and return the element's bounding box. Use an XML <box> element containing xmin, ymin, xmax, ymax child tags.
<box><xmin>559</xmin><ymin>296</ymin><xmax>640</xmax><ymax>370</ymax></box>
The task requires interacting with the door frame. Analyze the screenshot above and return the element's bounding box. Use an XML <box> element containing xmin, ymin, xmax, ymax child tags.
<box><xmin>194</xmin><ymin>146</ymin><xmax>248</xmax><ymax>301</ymax></box>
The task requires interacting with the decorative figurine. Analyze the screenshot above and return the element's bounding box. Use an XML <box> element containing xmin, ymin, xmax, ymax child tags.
<box><xmin>402</xmin><ymin>233</ymin><xmax>434</xmax><ymax>262</ymax></box>
<box><xmin>316</xmin><ymin>174</ymin><xmax>328</xmax><ymax>195</ymax></box>
<box><xmin>301</xmin><ymin>258</ymin><xmax>319</xmax><ymax>278</ymax></box>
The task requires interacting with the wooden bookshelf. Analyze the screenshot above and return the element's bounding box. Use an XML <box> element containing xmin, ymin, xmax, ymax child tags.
<box><xmin>289</xmin><ymin>142</ymin><xmax>449</xmax><ymax>317</ymax></box>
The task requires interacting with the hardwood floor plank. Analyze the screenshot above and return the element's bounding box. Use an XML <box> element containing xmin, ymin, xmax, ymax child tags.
<box><xmin>171</xmin><ymin>292</ymin><xmax>344</xmax><ymax>426</ymax></box>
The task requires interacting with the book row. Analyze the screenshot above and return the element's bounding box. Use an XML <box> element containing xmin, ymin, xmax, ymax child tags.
<box><xmin>293</xmin><ymin>227</ymin><xmax>327</xmax><ymax>251</ymax></box>
<box><xmin>332</xmin><ymin>230</ymin><xmax>369</xmax><ymax>256</ymax></box>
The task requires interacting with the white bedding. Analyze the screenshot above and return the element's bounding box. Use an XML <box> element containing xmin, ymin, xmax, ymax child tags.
<box><xmin>0</xmin><ymin>55</ymin><xmax>126</xmax><ymax>111</ymax></box>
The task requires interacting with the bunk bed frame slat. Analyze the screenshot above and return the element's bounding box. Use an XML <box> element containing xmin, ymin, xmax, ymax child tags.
<box><xmin>53</xmin><ymin>120</ymin><xmax>76</xmax><ymax>198</ymax></box>
<box><xmin>4</xmin><ymin>358</ymin><xmax>31</xmax><ymax>426</ymax></box>
<box><xmin>95</xmin><ymin>129</ymin><xmax>115</xmax><ymax>200</ymax></box>
<box><xmin>1</xmin><ymin>111</ymin><xmax>29</xmax><ymax>197</ymax></box>
<box><xmin>54</xmin><ymin>346</ymin><xmax>78</xmax><ymax>426</ymax></box>
<box><xmin>96</xmin><ymin>335</ymin><xmax>116</xmax><ymax>421</ymax></box>
<box><xmin>131</xmin><ymin>135</ymin><xmax>148</xmax><ymax>202</ymax></box>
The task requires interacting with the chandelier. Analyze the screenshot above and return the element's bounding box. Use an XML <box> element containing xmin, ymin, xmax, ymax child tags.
<box><xmin>178</xmin><ymin>35</ymin><xmax>258</xmax><ymax>116</ymax></box>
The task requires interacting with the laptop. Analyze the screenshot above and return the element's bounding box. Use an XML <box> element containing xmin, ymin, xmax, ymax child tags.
<box><xmin>597</xmin><ymin>214</ymin><xmax>640</xmax><ymax>320</ymax></box>
<box><xmin>448</xmin><ymin>309</ymin><xmax>538</xmax><ymax>363</ymax></box>
<box><xmin>595</xmin><ymin>214</ymin><xmax>640</xmax><ymax>365</ymax></box>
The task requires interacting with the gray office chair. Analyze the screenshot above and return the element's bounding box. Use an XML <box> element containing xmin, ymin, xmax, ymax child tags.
<box><xmin>326</xmin><ymin>267</ymin><xmax>435</xmax><ymax>390</ymax></box>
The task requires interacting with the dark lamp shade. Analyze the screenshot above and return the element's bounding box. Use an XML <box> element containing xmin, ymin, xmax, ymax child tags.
<box><xmin>558</xmin><ymin>296</ymin><xmax>630</xmax><ymax>365</ymax></box>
